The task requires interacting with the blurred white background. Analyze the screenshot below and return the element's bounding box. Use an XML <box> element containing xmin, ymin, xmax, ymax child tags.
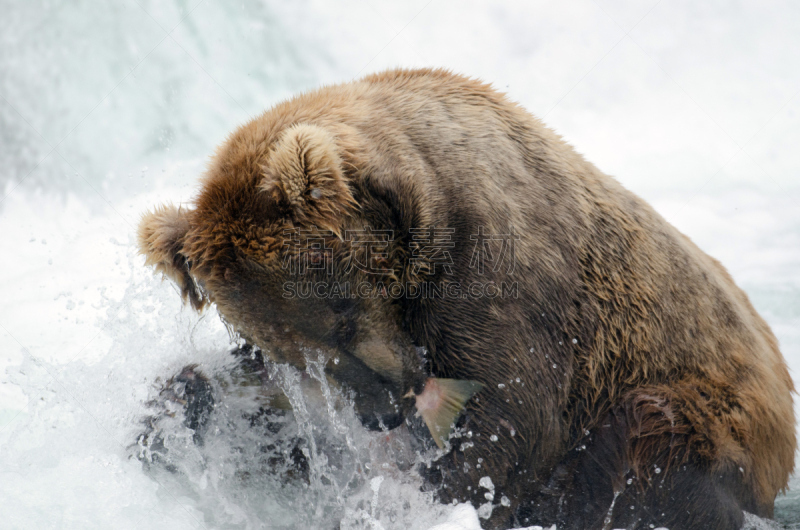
<box><xmin>1</xmin><ymin>1</ymin><xmax>798</xmax><ymax>528</ymax></box>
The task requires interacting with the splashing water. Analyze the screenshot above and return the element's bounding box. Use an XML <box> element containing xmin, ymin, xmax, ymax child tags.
<box><xmin>126</xmin><ymin>286</ymin><xmax>463</xmax><ymax>529</ymax></box>
<box><xmin>0</xmin><ymin>235</ymin><xmax>455</xmax><ymax>529</ymax></box>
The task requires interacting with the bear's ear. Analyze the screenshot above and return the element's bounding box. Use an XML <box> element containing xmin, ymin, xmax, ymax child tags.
<box><xmin>259</xmin><ymin>123</ymin><xmax>357</xmax><ymax>236</ymax></box>
<box><xmin>138</xmin><ymin>203</ymin><xmax>205</xmax><ymax>310</ymax></box>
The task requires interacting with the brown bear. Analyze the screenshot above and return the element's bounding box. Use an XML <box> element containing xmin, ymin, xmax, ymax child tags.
<box><xmin>138</xmin><ymin>68</ymin><xmax>795</xmax><ymax>529</ymax></box>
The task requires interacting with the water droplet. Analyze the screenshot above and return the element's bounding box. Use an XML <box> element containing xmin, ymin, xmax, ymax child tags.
<box><xmin>654</xmin><ymin>466</ymin><xmax>661</xmax><ymax>474</ymax></box>
<box><xmin>477</xmin><ymin>502</ymin><xmax>493</xmax><ymax>520</ymax></box>
<box><xmin>490</xmin><ymin>434</ymin><xmax>498</xmax><ymax>442</ymax></box>
<box><xmin>572</xmin><ymin>338</ymin><xmax>578</xmax><ymax>344</ymax></box>
<box><xmin>498</xmin><ymin>383</ymin><xmax>506</xmax><ymax>389</ymax></box>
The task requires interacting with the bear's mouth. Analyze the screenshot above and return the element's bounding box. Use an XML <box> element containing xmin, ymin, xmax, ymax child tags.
<box><xmin>326</xmin><ymin>349</ymin><xmax>415</xmax><ymax>432</ymax></box>
<box><xmin>218</xmin><ymin>309</ymin><xmax>419</xmax><ymax>433</ymax></box>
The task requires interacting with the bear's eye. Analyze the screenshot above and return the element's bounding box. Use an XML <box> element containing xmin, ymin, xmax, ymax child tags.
<box><xmin>327</xmin><ymin>318</ymin><xmax>357</xmax><ymax>350</ymax></box>
<box><xmin>329</xmin><ymin>296</ymin><xmax>354</xmax><ymax>315</ymax></box>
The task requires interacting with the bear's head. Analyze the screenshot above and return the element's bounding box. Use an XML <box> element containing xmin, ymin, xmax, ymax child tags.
<box><xmin>138</xmin><ymin>123</ymin><xmax>428</xmax><ymax>430</ymax></box>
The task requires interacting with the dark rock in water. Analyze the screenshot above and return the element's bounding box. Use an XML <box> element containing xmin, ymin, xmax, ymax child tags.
<box><xmin>173</xmin><ymin>365</ymin><xmax>215</xmax><ymax>445</ymax></box>
<box><xmin>132</xmin><ymin>344</ymin><xmax>309</xmax><ymax>483</ymax></box>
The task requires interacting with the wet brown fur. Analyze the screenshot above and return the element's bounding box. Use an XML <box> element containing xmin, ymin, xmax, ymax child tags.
<box><xmin>138</xmin><ymin>68</ymin><xmax>795</xmax><ymax>529</ymax></box>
